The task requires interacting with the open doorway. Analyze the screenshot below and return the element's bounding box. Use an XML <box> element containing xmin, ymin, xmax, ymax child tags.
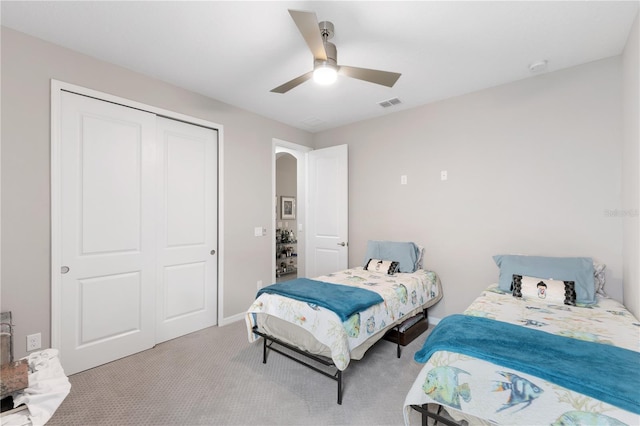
<box><xmin>275</xmin><ymin>152</ymin><xmax>297</xmax><ymax>281</ymax></box>
<box><xmin>272</xmin><ymin>139</ymin><xmax>311</xmax><ymax>283</ymax></box>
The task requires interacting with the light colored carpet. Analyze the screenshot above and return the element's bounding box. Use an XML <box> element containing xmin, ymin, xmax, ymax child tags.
<box><xmin>47</xmin><ymin>319</ymin><xmax>436</xmax><ymax>425</ymax></box>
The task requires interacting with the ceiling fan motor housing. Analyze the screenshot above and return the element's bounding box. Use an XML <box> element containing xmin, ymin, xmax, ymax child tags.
<box><xmin>315</xmin><ymin>41</ymin><xmax>338</xmax><ymax>69</ymax></box>
<box><xmin>315</xmin><ymin>21</ymin><xmax>337</xmax><ymax>70</ymax></box>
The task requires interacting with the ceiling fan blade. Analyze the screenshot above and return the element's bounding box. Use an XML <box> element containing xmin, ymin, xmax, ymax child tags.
<box><xmin>270</xmin><ymin>71</ymin><xmax>314</xmax><ymax>94</ymax></box>
<box><xmin>288</xmin><ymin>9</ymin><xmax>327</xmax><ymax>61</ymax></box>
<box><xmin>338</xmin><ymin>66</ymin><xmax>401</xmax><ymax>87</ymax></box>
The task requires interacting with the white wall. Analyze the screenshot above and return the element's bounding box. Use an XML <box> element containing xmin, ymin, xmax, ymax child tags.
<box><xmin>622</xmin><ymin>13</ymin><xmax>640</xmax><ymax>319</ymax></box>
<box><xmin>314</xmin><ymin>57</ymin><xmax>625</xmax><ymax>319</ymax></box>
<box><xmin>0</xmin><ymin>28</ymin><xmax>313</xmax><ymax>358</ymax></box>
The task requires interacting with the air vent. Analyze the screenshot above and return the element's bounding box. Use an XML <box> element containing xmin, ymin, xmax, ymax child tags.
<box><xmin>300</xmin><ymin>116</ymin><xmax>326</xmax><ymax>129</ymax></box>
<box><xmin>378</xmin><ymin>97</ymin><xmax>402</xmax><ymax>108</ymax></box>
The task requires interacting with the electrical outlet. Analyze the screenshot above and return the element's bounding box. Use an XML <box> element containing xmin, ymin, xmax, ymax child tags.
<box><xmin>26</xmin><ymin>333</ymin><xmax>41</xmax><ymax>351</ymax></box>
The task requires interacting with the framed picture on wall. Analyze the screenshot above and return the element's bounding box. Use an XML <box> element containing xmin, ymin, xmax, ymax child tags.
<box><xmin>281</xmin><ymin>196</ymin><xmax>296</xmax><ymax>220</ymax></box>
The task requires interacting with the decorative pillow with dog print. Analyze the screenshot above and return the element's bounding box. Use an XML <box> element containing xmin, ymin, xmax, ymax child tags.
<box><xmin>364</xmin><ymin>258</ymin><xmax>400</xmax><ymax>275</ymax></box>
<box><xmin>512</xmin><ymin>274</ymin><xmax>577</xmax><ymax>306</ymax></box>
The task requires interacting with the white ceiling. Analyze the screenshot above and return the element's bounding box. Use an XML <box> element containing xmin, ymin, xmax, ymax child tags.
<box><xmin>2</xmin><ymin>1</ymin><xmax>638</xmax><ymax>132</ymax></box>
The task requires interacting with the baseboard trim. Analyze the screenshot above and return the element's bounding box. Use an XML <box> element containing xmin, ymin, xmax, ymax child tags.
<box><xmin>219</xmin><ymin>312</ymin><xmax>245</xmax><ymax>326</ymax></box>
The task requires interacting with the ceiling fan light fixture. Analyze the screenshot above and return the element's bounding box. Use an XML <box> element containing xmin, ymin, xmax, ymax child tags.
<box><xmin>270</xmin><ymin>10</ymin><xmax>401</xmax><ymax>93</ymax></box>
<box><xmin>313</xmin><ymin>63</ymin><xmax>338</xmax><ymax>85</ymax></box>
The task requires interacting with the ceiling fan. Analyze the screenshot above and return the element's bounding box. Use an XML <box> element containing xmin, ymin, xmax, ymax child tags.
<box><xmin>270</xmin><ymin>9</ymin><xmax>402</xmax><ymax>94</ymax></box>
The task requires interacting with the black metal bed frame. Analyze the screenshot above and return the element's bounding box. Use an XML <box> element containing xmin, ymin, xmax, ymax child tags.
<box><xmin>410</xmin><ymin>404</ymin><xmax>461</xmax><ymax>426</ymax></box>
<box><xmin>251</xmin><ymin>322</ymin><xmax>403</xmax><ymax>405</ymax></box>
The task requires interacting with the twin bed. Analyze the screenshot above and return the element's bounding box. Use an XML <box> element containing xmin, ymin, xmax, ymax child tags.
<box><xmin>246</xmin><ymin>241</ymin><xmax>442</xmax><ymax>404</ymax></box>
<box><xmin>405</xmin><ymin>255</ymin><xmax>640</xmax><ymax>425</ymax></box>
<box><xmin>245</xmin><ymin>247</ymin><xmax>640</xmax><ymax>424</ymax></box>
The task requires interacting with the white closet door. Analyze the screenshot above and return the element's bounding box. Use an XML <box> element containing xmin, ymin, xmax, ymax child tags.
<box><xmin>59</xmin><ymin>92</ymin><xmax>157</xmax><ymax>375</ymax></box>
<box><xmin>155</xmin><ymin>117</ymin><xmax>218</xmax><ymax>343</ymax></box>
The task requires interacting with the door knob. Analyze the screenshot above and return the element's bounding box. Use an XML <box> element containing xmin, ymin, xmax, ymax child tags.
<box><xmin>210</xmin><ymin>250</ymin><xmax>216</xmax><ymax>255</ymax></box>
<box><xmin>337</xmin><ymin>242</ymin><xmax>346</xmax><ymax>247</ymax></box>
<box><xmin>61</xmin><ymin>266</ymin><xmax>70</xmax><ymax>274</ymax></box>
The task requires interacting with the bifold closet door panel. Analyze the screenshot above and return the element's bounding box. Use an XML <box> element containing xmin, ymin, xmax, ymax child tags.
<box><xmin>59</xmin><ymin>91</ymin><xmax>157</xmax><ymax>375</ymax></box>
<box><xmin>155</xmin><ymin>117</ymin><xmax>218</xmax><ymax>343</ymax></box>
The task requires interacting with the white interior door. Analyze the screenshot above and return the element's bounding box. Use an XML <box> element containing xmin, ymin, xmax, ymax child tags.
<box><xmin>156</xmin><ymin>117</ymin><xmax>218</xmax><ymax>343</ymax></box>
<box><xmin>59</xmin><ymin>92</ymin><xmax>157</xmax><ymax>375</ymax></box>
<box><xmin>306</xmin><ymin>144</ymin><xmax>349</xmax><ymax>277</ymax></box>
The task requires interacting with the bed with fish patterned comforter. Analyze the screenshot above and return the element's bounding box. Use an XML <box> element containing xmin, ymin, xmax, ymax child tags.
<box><xmin>403</xmin><ymin>285</ymin><xmax>640</xmax><ymax>426</ymax></box>
<box><xmin>245</xmin><ymin>267</ymin><xmax>442</xmax><ymax>371</ymax></box>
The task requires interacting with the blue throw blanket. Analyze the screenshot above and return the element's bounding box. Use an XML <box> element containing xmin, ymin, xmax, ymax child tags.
<box><xmin>256</xmin><ymin>278</ymin><xmax>384</xmax><ymax>322</ymax></box>
<box><xmin>414</xmin><ymin>314</ymin><xmax>640</xmax><ymax>414</ymax></box>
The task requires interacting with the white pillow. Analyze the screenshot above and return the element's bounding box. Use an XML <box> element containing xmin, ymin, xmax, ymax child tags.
<box><xmin>415</xmin><ymin>245</ymin><xmax>425</xmax><ymax>270</ymax></box>
<box><xmin>593</xmin><ymin>263</ymin><xmax>607</xmax><ymax>296</ymax></box>
<box><xmin>364</xmin><ymin>258</ymin><xmax>400</xmax><ymax>275</ymax></box>
<box><xmin>512</xmin><ymin>275</ymin><xmax>577</xmax><ymax>306</ymax></box>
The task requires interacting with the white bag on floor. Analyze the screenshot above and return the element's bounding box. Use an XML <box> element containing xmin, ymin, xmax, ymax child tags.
<box><xmin>3</xmin><ymin>349</ymin><xmax>71</xmax><ymax>425</ymax></box>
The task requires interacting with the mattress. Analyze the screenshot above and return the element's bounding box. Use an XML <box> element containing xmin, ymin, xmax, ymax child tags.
<box><xmin>403</xmin><ymin>284</ymin><xmax>640</xmax><ymax>425</ymax></box>
<box><xmin>246</xmin><ymin>267</ymin><xmax>442</xmax><ymax>370</ymax></box>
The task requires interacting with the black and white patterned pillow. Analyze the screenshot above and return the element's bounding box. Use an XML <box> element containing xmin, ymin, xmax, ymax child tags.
<box><xmin>512</xmin><ymin>274</ymin><xmax>576</xmax><ymax>306</ymax></box>
<box><xmin>364</xmin><ymin>258</ymin><xmax>400</xmax><ymax>275</ymax></box>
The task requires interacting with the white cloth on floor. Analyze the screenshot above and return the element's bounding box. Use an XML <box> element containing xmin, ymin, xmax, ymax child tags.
<box><xmin>2</xmin><ymin>349</ymin><xmax>71</xmax><ymax>426</ymax></box>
